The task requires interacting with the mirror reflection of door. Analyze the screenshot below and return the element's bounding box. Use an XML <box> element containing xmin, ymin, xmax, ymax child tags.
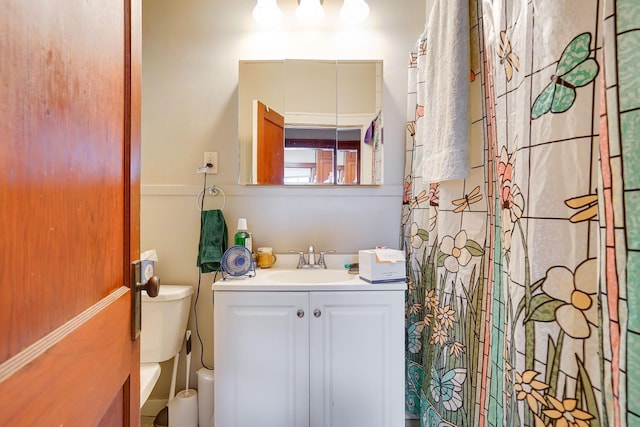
<box><xmin>338</xmin><ymin>145</ymin><xmax>359</xmax><ymax>184</ymax></box>
<box><xmin>253</xmin><ymin>100</ymin><xmax>284</xmax><ymax>184</ymax></box>
<box><xmin>343</xmin><ymin>151</ymin><xmax>358</xmax><ymax>183</ymax></box>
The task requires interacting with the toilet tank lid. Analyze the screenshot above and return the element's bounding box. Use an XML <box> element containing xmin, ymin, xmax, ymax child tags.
<box><xmin>142</xmin><ymin>285</ymin><xmax>193</xmax><ymax>302</ymax></box>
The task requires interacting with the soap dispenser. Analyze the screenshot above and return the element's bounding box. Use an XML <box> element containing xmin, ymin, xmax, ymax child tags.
<box><xmin>234</xmin><ymin>218</ymin><xmax>252</xmax><ymax>253</ymax></box>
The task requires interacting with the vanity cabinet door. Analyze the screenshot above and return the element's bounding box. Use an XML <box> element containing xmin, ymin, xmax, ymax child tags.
<box><xmin>214</xmin><ymin>291</ymin><xmax>310</xmax><ymax>427</ymax></box>
<box><xmin>308</xmin><ymin>291</ymin><xmax>405</xmax><ymax>427</ymax></box>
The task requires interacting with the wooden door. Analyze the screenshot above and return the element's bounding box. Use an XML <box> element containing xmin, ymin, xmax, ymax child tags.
<box><xmin>255</xmin><ymin>100</ymin><xmax>285</xmax><ymax>184</ymax></box>
<box><xmin>214</xmin><ymin>291</ymin><xmax>309</xmax><ymax>427</ymax></box>
<box><xmin>309</xmin><ymin>291</ymin><xmax>405</xmax><ymax>427</ymax></box>
<box><xmin>0</xmin><ymin>0</ymin><xmax>142</xmax><ymax>425</ymax></box>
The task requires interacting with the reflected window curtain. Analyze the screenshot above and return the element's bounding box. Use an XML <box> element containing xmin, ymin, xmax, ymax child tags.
<box><xmin>402</xmin><ymin>0</ymin><xmax>639</xmax><ymax>426</ymax></box>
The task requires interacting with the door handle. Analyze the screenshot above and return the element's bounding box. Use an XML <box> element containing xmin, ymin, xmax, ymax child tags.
<box><xmin>131</xmin><ymin>260</ymin><xmax>161</xmax><ymax>340</ymax></box>
<box><xmin>137</xmin><ymin>275</ymin><xmax>160</xmax><ymax>297</ymax></box>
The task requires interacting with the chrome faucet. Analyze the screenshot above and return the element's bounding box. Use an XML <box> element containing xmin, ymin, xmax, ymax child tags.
<box><xmin>290</xmin><ymin>245</ymin><xmax>335</xmax><ymax>269</ymax></box>
<box><xmin>317</xmin><ymin>250</ymin><xmax>335</xmax><ymax>269</ymax></box>
<box><xmin>307</xmin><ymin>244</ymin><xmax>315</xmax><ymax>265</ymax></box>
<box><xmin>289</xmin><ymin>250</ymin><xmax>307</xmax><ymax>269</ymax></box>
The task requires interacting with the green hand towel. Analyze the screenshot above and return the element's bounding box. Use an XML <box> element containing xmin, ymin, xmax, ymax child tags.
<box><xmin>197</xmin><ymin>209</ymin><xmax>228</xmax><ymax>273</ymax></box>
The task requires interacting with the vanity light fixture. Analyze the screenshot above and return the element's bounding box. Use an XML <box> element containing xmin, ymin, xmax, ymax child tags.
<box><xmin>253</xmin><ymin>0</ymin><xmax>369</xmax><ymax>26</ymax></box>
<box><xmin>252</xmin><ymin>0</ymin><xmax>283</xmax><ymax>26</ymax></box>
<box><xmin>339</xmin><ymin>0</ymin><xmax>369</xmax><ymax>23</ymax></box>
<box><xmin>296</xmin><ymin>0</ymin><xmax>325</xmax><ymax>25</ymax></box>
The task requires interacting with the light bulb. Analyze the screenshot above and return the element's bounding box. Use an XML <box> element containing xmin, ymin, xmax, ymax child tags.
<box><xmin>339</xmin><ymin>0</ymin><xmax>369</xmax><ymax>23</ymax></box>
<box><xmin>252</xmin><ymin>0</ymin><xmax>283</xmax><ymax>26</ymax></box>
<box><xmin>296</xmin><ymin>0</ymin><xmax>325</xmax><ymax>25</ymax></box>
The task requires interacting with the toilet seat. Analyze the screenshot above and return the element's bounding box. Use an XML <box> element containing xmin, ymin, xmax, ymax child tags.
<box><xmin>140</xmin><ymin>362</ymin><xmax>161</xmax><ymax>408</ymax></box>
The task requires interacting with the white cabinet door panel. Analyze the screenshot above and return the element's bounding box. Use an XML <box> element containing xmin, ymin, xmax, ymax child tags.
<box><xmin>309</xmin><ymin>291</ymin><xmax>404</xmax><ymax>427</ymax></box>
<box><xmin>214</xmin><ymin>292</ymin><xmax>310</xmax><ymax>427</ymax></box>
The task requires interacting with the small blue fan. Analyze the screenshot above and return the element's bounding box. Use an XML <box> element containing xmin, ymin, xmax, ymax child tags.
<box><xmin>221</xmin><ymin>245</ymin><xmax>255</xmax><ymax>279</ymax></box>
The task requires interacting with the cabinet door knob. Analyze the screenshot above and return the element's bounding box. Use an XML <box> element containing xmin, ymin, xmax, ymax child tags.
<box><xmin>297</xmin><ymin>309</ymin><xmax>305</xmax><ymax>318</ymax></box>
<box><xmin>313</xmin><ymin>309</ymin><xmax>321</xmax><ymax>318</ymax></box>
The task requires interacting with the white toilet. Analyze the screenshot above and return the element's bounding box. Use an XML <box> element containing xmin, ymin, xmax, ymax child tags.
<box><xmin>140</xmin><ymin>285</ymin><xmax>193</xmax><ymax>407</ymax></box>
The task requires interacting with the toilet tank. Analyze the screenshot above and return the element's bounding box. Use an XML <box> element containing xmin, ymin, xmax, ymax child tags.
<box><xmin>140</xmin><ymin>285</ymin><xmax>193</xmax><ymax>363</ymax></box>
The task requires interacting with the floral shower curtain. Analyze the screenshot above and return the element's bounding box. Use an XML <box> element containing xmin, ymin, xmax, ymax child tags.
<box><xmin>402</xmin><ymin>1</ymin><xmax>639</xmax><ymax>426</ymax></box>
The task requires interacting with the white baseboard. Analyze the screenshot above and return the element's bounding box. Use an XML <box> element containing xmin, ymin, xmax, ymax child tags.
<box><xmin>141</xmin><ymin>398</ymin><xmax>168</xmax><ymax>418</ymax></box>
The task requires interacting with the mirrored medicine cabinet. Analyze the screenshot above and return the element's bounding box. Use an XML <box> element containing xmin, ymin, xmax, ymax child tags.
<box><xmin>238</xmin><ymin>59</ymin><xmax>383</xmax><ymax>186</ymax></box>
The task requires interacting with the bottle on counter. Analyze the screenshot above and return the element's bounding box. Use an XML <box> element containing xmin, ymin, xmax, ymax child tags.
<box><xmin>234</xmin><ymin>218</ymin><xmax>252</xmax><ymax>253</ymax></box>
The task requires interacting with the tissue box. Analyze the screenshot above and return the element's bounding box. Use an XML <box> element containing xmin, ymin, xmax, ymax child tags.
<box><xmin>358</xmin><ymin>249</ymin><xmax>406</xmax><ymax>283</ymax></box>
<box><xmin>141</xmin><ymin>260</ymin><xmax>155</xmax><ymax>284</ymax></box>
<box><xmin>140</xmin><ymin>249</ymin><xmax>158</xmax><ymax>284</ymax></box>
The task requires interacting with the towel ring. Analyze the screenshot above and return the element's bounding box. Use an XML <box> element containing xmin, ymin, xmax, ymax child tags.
<box><xmin>197</xmin><ymin>185</ymin><xmax>226</xmax><ymax>211</ymax></box>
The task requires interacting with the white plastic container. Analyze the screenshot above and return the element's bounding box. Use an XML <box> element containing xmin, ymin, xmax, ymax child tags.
<box><xmin>168</xmin><ymin>389</ymin><xmax>197</xmax><ymax>427</ymax></box>
<box><xmin>197</xmin><ymin>368</ymin><xmax>215</xmax><ymax>427</ymax></box>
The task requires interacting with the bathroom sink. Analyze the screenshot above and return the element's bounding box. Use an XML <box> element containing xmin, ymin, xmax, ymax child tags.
<box><xmin>262</xmin><ymin>268</ymin><xmax>358</xmax><ymax>284</ymax></box>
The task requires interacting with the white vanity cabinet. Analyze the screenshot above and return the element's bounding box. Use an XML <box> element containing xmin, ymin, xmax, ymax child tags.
<box><xmin>213</xmin><ymin>286</ymin><xmax>404</xmax><ymax>427</ymax></box>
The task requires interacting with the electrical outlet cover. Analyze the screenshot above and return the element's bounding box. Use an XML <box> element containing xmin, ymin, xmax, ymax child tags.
<box><xmin>203</xmin><ymin>152</ymin><xmax>218</xmax><ymax>174</ymax></box>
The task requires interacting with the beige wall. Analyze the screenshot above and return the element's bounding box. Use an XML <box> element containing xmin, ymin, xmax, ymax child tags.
<box><xmin>141</xmin><ymin>0</ymin><xmax>425</xmax><ymax>401</ymax></box>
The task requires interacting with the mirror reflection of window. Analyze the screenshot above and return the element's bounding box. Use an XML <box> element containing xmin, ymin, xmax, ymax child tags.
<box><xmin>283</xmin><ymin>127</ymin><xmax>361</xmax><ymax>185</ymax></box>
<box><xmin>283</xmin><ymin>148</ymin><xmax>316</xmax><ymax>184</ymax></box>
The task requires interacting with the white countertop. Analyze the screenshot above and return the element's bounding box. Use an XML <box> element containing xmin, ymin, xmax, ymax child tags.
<box><xmin>212</xmin><ymin>263</ymin><xmax>407</xmax><ymax>292</ymax></box>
